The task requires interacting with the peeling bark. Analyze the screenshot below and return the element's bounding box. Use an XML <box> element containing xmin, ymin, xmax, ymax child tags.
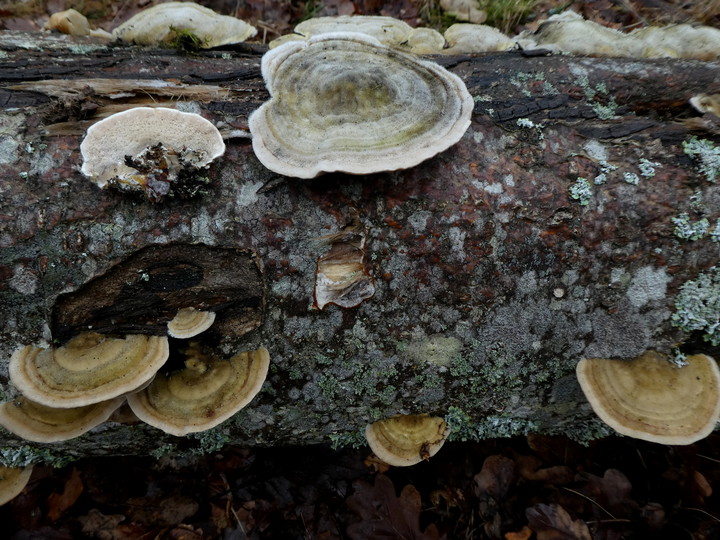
<box><xmin>1</xmin><ymin>30</ymin><xmax>719</xmax><ymax>460</ymax></box>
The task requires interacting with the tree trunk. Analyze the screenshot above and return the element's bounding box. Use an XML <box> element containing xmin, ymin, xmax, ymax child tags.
<box><xmin>0</xmin><ymin>30</ymin><xmax>719</xmax><ymax>462</ymax></box>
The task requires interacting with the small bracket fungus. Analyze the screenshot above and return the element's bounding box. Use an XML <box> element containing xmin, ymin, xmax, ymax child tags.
<box><xmin>80</xmin><ymin>107</ymin><xmax>225</xmax><ymax>202</ymax></box>
<box><xmin>127</xmin><ymin>345</ymin><xmax>270</xmax><ymax>436</ymax></box>
<box><xmin>112</xmin><ymin>2</ymin><xmax>257</xmax><ymax>48</ymax></box>
<box><xmin>314</xmin><ymin>220</ymin><xmax>375</xmax><ymax>310</ymax></box>
<box><xmin>44</xmin><ymin>9</ymin><xmax>112</xmax><ymax>39</ymax></box>
<box><xmin>576</xmin><ymin>351</ymin><xmax>720</xmax><ymax>445</ymax></box>
<box><xmin>0</xmin><ymin>396</ymin><xmax>124</xmax><ymax>443</ymax></box>
<box><xmin>365</xmin><ymin>414</ymin><xmax>449</xmax><ymax>467</ymax></box>
<box><xmin>249</xmin><ymin>32</ymin><xmax>474</xmax><ymax>178</ymax></box>
<box><xmin>292</xmin><ymin>16</ymin><xmax>413</xmax><ymax>47</ymax></box>
<box><xmin>0</xmin><ymin>466</ymin><xmax>33</xmax><ymax>506</ymax></box>
<box><xmin>10</xmin><ymin>333</ymin><xmax>169</xmax><ymax>408</ymax></box>
<box><xmin>444</xmin><ymin>24</ymin><xmax>514</xmax><ymax>54</ymax></box>
<box><xmin>167</xmin><ymin>307</ymin><xmax>216</xmax><ymax>339</ymax></box>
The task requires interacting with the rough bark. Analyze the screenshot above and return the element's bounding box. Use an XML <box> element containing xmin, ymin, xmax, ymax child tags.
<box><xmin>0</xmin><ymin>30</ymin><xmax>719</xmax><ymax>462</ymax></box>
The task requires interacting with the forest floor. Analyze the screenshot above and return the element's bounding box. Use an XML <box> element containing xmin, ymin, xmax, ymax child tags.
<box><xmin>3</xmin><ymin>432</ymin><xmax>720</xmax><ymax>539</ymax></box>
<box><xmin>1</xmin><ymin>0</ymin><xmax>719</xmax><ymax>538</ymax></box>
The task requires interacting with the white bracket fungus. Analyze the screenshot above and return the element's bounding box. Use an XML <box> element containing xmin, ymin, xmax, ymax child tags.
<box><xmin>249</xmin><ymin>32</ymin><xmax>473</xmax><ymax>178</ymax></box>
<box><xmin>127</xmin><ymin>345</ymin><xmax>269</xmax><ymax>436</ymax></box>
<box><xmin>112</xmin><ymin>2</ymin><xmax>256</xmax><ymax>49</ymax></box>
<box><xmin>365</xmin><ymin>414</ymin><xmax>450</xmax><ymax>467</ymax></box>
<box><xmin>576</xmin><ymin>351</ymin><xmax>720</xmax><ymax>445</ymax></box>
<box><xmin>10</xmin><ymin>333</ymin><xmax>169</xmax><ymax>409</ymax></box>
<box><xmin>80</xmin><ymin>107</ymin><xmax>225</xmax><ymax>201</ymax></box>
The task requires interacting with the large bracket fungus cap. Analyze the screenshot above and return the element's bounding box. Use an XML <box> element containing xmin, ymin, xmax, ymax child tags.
<box><xmin>576</xmin><ymin>351</ymin><xmax>720</xmax><ymax>445</ymax></box>
<box><xmin>249</xmin><ymin>32</ymin><xmax>474</xmax><ymax>179</ymax></box>
<box><xmin>0</xmin><ymin>396</ymin><xmax>125</xmax><ymax>443</ymax></box>
<box><xmin>127</xmin><ymin>345</ymin><xmax>270</xmax><ymax>436</ymax></box>
<box><xmin>365</xmin><ymin>414</ymin><xmax>449</xmax><ymax>467</ymax></box>
<box><xmin>9</xmin><ymin>333</ymin><xmax>169</xmax><ymax>409</ymax></box>
<box><xmin>112</xmin><ymin>1</ymin><xmax>257</xmax><ymax>48</ymax></box>
<box><xmin>80</xmin><ymin>107</ymin><xmax>225</xmax><ymax>192</ymax></box>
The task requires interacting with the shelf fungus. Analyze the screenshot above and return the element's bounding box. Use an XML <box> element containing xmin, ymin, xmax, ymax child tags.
<box><xmin>365</xmin><ymin>414</ymin><xmax>449</xmax><ymax>467</ymax></box>
<box><xmin>112</xmin><ymin>2</ymin><xmax>256</xmax><ymax>48</ymax></box>
<box><xmin>0</xmin><ymin>466</ymin><xmax>33</xmax><ymax>506</ymax></box>
<box><xmin>444</xmin><ymin>24</ymin><xmax>514</xmax><ymax>54</ymax></box>
<box><xmin>9</xmin><ymin>333</ymin><xmax>169</xmax><ymax>409</ymax></box>
<box><xmin>576</xmin><ymin>351</ymin><xmax>720</xmax><ymax>445</ymax></box>
<box><xmin>127</xmin><ymin>344</ymin><xmax>270</xmax><ymax>436</ymax></box>
<box><xmin>80</xmin><ymin>107</ymin><xmax>226</xmax><ymax>202</ymax></box>
<box><xmin>314</xmin><ymin>222</ymin><xmax>374</xmax><ymax>310</ymax></box>
<box><xmin>0</xmin><ymin>396</ymin><xmax>124</xmax><ymax>443</ymax></box>
<box><xmin>249</xmin><ymin>32</ymin><xmax>473</xmax><ymax>178</ymax></box>
<box><xmin>167</xmin><ymin>308</ymin><xmax>217</xmax><ymax>339</ymax></box>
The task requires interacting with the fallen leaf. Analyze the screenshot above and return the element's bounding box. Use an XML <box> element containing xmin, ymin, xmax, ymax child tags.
<box><xmin>346</xmin><ymin>474</ymin><xmax>441</xmax><ymax>540</ymax></box>
<box><xmin>526</xmin><ymin>503</ymin><xmax>592</xmax><ymax>540</ymax></box>
<box><xmin>125</xmin><ymin>494</ymin><xmax>199</xmax><ymax>527</ymax></box>
<box><xmin>474</xmin><ymin>455</ymin><xmax>516</xmax><ymax>501</ymax></box>
<box><xmin>578</xmin><ymin>468</ymin><xmax>637</xmax><ymax>517</ymax></box>
<box><xmin>48</xmin><ymin>468</ymin><xmax>84</xmax><ymax>521</ymax></box>
<box><xmin>505</xmin><ymin>525</ymin><xmax>533</xmax><ymax>540</ymax></box>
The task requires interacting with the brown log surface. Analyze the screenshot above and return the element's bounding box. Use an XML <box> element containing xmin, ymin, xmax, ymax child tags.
<box><xmin>0</xmin><ymin>30</ymin><xmax>719</xmax><ymax>459</ymax></box>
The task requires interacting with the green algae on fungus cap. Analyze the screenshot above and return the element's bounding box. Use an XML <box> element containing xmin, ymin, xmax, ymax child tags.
<box><xmin>9</xmin><ymin>333</ymin><xmax>169</xmax><ymax>409</ymax></box>
<box><xmin>127</xmin><ymin>344</ymin><xmax>269</xmax><ymax>436</ymax></box>
<box><xmin>365</xmin><ymin>414</ymin><xmax>449</xmax><ymax>467</ymax></box>
<box><xmin>576</xmin><ymin>351</ymin><xmax>720</xmax><ymax>445</ymax></box>
<box><xmin>112</xmin><ymin>1</ymin><xmax>256</xmax><ymax>48</ymax></box>
<box><xmin>249</xmin><ymin>32</ymin><xmax>474</xmax><ymax>179</ymax></box>
<box><xmin>0</xmin><ymin>395</ymin><xmax>124</xmax><ymax>443</ymax></box>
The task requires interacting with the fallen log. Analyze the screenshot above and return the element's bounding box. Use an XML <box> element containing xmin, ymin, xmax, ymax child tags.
<box><xmin>0</xmin><ymin>29</ymin><xmax>719</xmax><ymax>462</ymax></box>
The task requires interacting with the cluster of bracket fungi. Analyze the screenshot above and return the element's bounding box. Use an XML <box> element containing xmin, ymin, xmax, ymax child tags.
<box><xmin>4</xmin><ymin>6</ymin><xmax>720</xmax><ymax>496</ymax></box>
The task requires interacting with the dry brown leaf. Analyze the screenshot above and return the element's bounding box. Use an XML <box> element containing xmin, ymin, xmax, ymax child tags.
<box><xmin>579</xmin><ymin>468</ymin><xmax>637</xmax><ymax>517</ymax></box>
<box><xmin>474</xmin><ymin>455</ymin><xmax>516</xmax><ymax>500</ymax></box>
<box><xmin>505</xmin><ymin>525</ymin><xmax>533</xmax><ymax>540</ymax></box>
<box><xmin>346</xmin><ymin>474</ymin><xmax>441</xmax><ymax>540</ymax></box>
<box><xmin>47</xmin><ymin>468</ymin><xmax>84</xmax><ymax>521</ymax></box>
<box><xmin>526</xmin><ymin>503</ymin><xmax>592</xmax><ymax>540</ymax></box>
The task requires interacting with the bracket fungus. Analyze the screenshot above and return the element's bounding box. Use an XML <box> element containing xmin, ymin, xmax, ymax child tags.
<box><xmin>10</xmin><ymin>333</ymin><xmax>169</xmax><ymax>409</ymax></box>
<box><xmin>0</xmin><ymin>396</ymin><xmax>124</xmax><ymax>443</ymax></box>
<box><xmin>0</xmin><ymin>466</ymin><xmax>33</xmax><ymax>506</ymax></box>
<box><xmin>365</xmin><ymin>414</ymin><xmax>449</xmax><ymax>467</ymax></box>
<box><xmin>80</xmin><ymin>107</ymin><xmax>225</xmax><ymax>202</ymax></box>
<box><xmin>167</xmin><ymin>307</ymin><xmax>216</xmax><ymax>339</ymax></box>
<box><xmin>249</xmin><ymin>32</ymin><xmax>473</xmax><ymax>178</ymax></box>
<box><xmin>112</xmin><ymin>2</ymin><xmax>256</xmax><ymax>48</ymax></box>
<box><xmin>576</xmin><ymin>351</ymin><xmax>720</xmax><ymax>445</ymax></box>
<box><xmin>127</xmin><ymin>345</ymin><xmax>270</xmax><ymax>436</ymax></box>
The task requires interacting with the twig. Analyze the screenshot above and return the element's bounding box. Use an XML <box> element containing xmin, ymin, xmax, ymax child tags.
<box><xmin>562</xmin><ymin>487</ymin><xmax>616</xmax><ymax>519</ymax></box>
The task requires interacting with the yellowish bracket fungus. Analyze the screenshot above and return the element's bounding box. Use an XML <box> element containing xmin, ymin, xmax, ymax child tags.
<box><xmin>365</xmin><ymin>414</ymin><xmax>449</xmax><ymax>467</ymax></box>
<box><xmin>0</xmin><ymin>465</ymin><xmax>33</xmax><ymax>506</ymax></box>
<box><xmin>127</xmin><ymin>345</ymin><xmax>270</xmax><ymax>436</ymax></box>
<box><xmin>0</xmin><ymin>396</ymin><xmax>125</xmax><ymax>443</ymax></box>
<box><xmin>80</xmin><ymin>107</ymin><xmax>225</xmax><ymax>201</ymax></box>
<box><xmin>444</xmin><ymin>24</ymin><xmax>514</xmax><ymax>54</ymax></box>
<box><xmin>10</xmin><ymin>333</ymin><xmax>169</xmax><ymax>409</ymax></box>
<box><xmin>576</xmin><ymin>351</ymin><xmax>720</xmax><ymax>445</ymax></box>
<box><xmin>112</xmin><ymin>1</ymin><xmax>256</xmax><ymax>48</ymax></box>
<box><xmin>250</xmin><ymin>32</ymin><xmax>473</xmax><ymax>178</ymax></box>
<box><xmin>167</xmin><ymin>307</ymin><xmax>217</xmax><ymax>339</ymax></box>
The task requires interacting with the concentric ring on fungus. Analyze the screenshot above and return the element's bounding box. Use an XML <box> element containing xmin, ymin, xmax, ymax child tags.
<box><xmin>249</xmin><ymin>32</ymin><xmax>474</xmax><ymax>178</ymax></box>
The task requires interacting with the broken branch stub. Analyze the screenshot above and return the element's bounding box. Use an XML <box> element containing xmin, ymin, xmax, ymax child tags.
<box><xmin>249</xmin><ymin>32</ymin><xmax>474</xmax><ymax>178</ymax></box>
<box><xmin>51</xmin><ymin>244</ymin><xmax>264</xmax><ymax>344</ymax></box>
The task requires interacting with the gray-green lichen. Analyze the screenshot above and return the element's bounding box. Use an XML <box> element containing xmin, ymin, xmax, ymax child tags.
<box><xmin>671</xmin><ymin>213</ymin><xmax>710</xmax><ymax>241</ymax></box>
<box><xmin>683</xmin><ymin>137</ymin><xmax>720</xmax><ymax>183</ymax></box>
<box><xmin>0</xmin><ymin>445</ymin><xmax>75</xmax><ymax>468</ymax></box>
<box><xmin>569</xmin><ymin>177</ymin><xmax>592</xmax><ymax>205</ymax></box>
<box><xmin>672</xmin><ymin>267</ymin><xmax>720</xmax><ymax>345</ymax></box>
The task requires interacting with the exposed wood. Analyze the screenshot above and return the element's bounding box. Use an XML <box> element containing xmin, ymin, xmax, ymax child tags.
<box><xmin>0</xmin><ymin>30</ymin><xmax>719</xmax><ymax>460</ymax></box>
